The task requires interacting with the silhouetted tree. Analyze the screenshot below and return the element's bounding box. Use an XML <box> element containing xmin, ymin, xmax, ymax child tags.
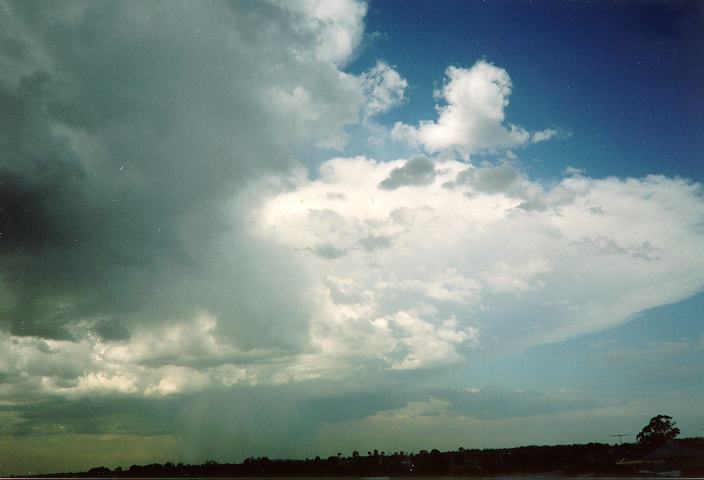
<box><xmin>637</xmin><ymin>414</ymin><xmax>680</xmax><ymax>448</ymax></box>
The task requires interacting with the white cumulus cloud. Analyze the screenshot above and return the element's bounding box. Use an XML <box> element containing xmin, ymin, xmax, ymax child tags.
<box><xmin>392</xmin><ymin>61</ymin><xmax>550</xmax><ymax>157</ymax></box>
<box><xmin>254</xmin><ymin>156</ymin><xmax>704</xmax><ymax>373</ymax></box>
<box><xmin>361</xmin><ymin>61</ymin><xmax>408</xmax><ymax>118</ymax></box>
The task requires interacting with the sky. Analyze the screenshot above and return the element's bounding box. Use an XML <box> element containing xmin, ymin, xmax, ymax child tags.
<box><xmin>0</xmin><ymin>0</ymin><xmax>703</xmax><ymax>475</ymax></box>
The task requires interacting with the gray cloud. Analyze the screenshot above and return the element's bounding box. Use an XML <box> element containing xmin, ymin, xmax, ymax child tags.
<box><xmin>379</xmin><ymin>155</ymin><xmax>436</xmax><ymax>190</ymax></box>
<box><xmin>0</xmin><ymin>11</ymin><xmax>374</xmax><ymax>467</ymax></box>
<box><xmin>92</xmin><ymin>319</ymin><xmax>130</xmax><ymax>342</ymax></box>
<box><xmin>443</xmin><ymin>162</ymin><xmax>528</xmax><ymax>197</ymax></box>
<box><xmin>0</xmin><ymin>396</ymin><xmax>185</xmax><ymax>436</ymax></box>
<box><xmin>300</xmin><ymin>390</ymin><xmax>414</xmax><ymax>423</ymax></box>
<box><xmin>312</xmin><ymin>243</ymin><xmax>347</xmax><ymax>260</ymax></box>
<box><xmin>0</xmin><ymin>0</ymin><xmax>361</xmax><ymax>350</ymax></box>
<box><xmin>359</xmin><ymin>234</ymin><xmax>393</xmax><ymax>251</ymax></box>
<box><xmin>473</xmin><ymin>164</ymin><xmax>521</xmax><ymax>193</ymax></box>
<box><xmin>434</xmin><ymin>386</ymin><xmax>601</xmax><ymax>420</ymax></box>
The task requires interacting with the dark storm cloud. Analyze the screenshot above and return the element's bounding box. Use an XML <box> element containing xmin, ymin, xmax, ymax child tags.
<box><xmin>0</xmin><ymin>68</ymin><xmax>105</xmax><ymax>338</ymax></box>
<box><xmin>0</xmin><ymin>33</ymin><xmax>27</xmax><ymax>61</ymax></box>
<box><xmin>92</xmin><ymin>319</ymin><xmax>130</xmax><ymax>342</ymax></box>
<box><xmin>300</xmin><ymin>390</ymin><xmax>415</xmax><ymax>422</ymax></box>
<box><xmin>0</xmin><ymin>0</ymin><xmax>360</xmax><ymax>348</ymax></box>
<box><xmin>379</xmin><ymin>156</ymin><xmax>436</xmax><ymax>190</ymax></box>
<box><xmin>1</xmin><ymin>382</ymin><xmax>414</xmax><ymax>444</ymax></box>
<box><xmin>0</xmin><ymin>396</ymin><xmax>185</xmax><ymax>436</ymax></box>
<box><xmin>180</xmin><ymin>382</ymin><xmax>422</xmax><ymax>461</ymax></box>
<box><xmin>0</xmin><ymin>70</ymin><xmax>85</xmax><ymax>252</ymax></box>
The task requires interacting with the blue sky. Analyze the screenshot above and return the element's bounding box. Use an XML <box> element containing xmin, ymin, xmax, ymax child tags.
<box><xmin>0</xmin><ymin>0</ymin><xmax>703</xmax><ymax>475</ymax></box>
<box><xmin>347</xmin><ymin>0</ymin><xmax>704</xmax><ymax>181</ymax></box>
<box><xmin>346</xmin><ymin>1</ymin><xmax>704</xmax><ymax>442</ymax></box>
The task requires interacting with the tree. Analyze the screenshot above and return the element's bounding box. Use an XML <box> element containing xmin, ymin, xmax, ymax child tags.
<box><xmin>637</xmin><ymin>415</ymin><xmax>680</xmax><ymax>447</ymax></box>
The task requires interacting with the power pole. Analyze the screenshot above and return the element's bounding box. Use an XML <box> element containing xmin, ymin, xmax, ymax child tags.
<box><xmin>609</xmin><ymin>434</ymin><xmax>629</xmax><ymax>445</ymax></box>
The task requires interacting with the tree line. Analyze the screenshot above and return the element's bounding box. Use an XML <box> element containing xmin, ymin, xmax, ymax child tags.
<box><xmin>30</xmin><ymin>415</ymin><xmax>704</xmax><ymax>478</ymax></box>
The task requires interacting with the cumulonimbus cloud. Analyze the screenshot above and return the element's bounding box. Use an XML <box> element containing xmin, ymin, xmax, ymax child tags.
<box><xmin>1</xmin><ymin>1</ymin><xmax>703</xmax><ymax>474</ymax></box>
<box><xmin>0</xmin><ymin>0</ymin><xmax>368</xmax><ymax>399</ymax></box>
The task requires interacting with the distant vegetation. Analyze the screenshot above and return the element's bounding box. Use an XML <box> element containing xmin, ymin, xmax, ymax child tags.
<box><xmin>32</xmin><ymin>437</ymin><xmax>704</xmax><ymax>478</ymax></box>
<box><xmin>22</xmin><ymin>416</ymin><xmax>703</xmax><ymax>478</ymax></box>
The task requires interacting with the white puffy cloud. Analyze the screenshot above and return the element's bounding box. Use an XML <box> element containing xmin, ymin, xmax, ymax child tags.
<box><xmin>361</xmin><ymin>61</ymin><xmax>408</xmax><ymax>118</ymax></box>
<box><xmin>144</xmin><ymin>367</ymin><xmax>212</xmax><ymax>397</ymax></box>
<box><xmin>389</xmin><ymin>312</ymin><xmax>479</xmax><ymax>370</ymax></box>
<box><xmin>254</xmin><ymin>156</ymin><xmax>704</xmax><ymax>373</ymax></box>
<box><xmin>392</xmin><ymin>61</ymin><xmax>549</xmax><ymax>157</ymax></box>
<box><xmin>0</xmin><ymin>312</ymin><xmax>262</xmax><ymax>399</ymax></box>
<box><xmin>278</xmin><ymin>0</ymin><xmax>367</xmax><ymax>65</ymax></box>
<box><xmin>52</xmin><ymin>372</ymin><xmax>140</xmax><ymax>396</ymax></box>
